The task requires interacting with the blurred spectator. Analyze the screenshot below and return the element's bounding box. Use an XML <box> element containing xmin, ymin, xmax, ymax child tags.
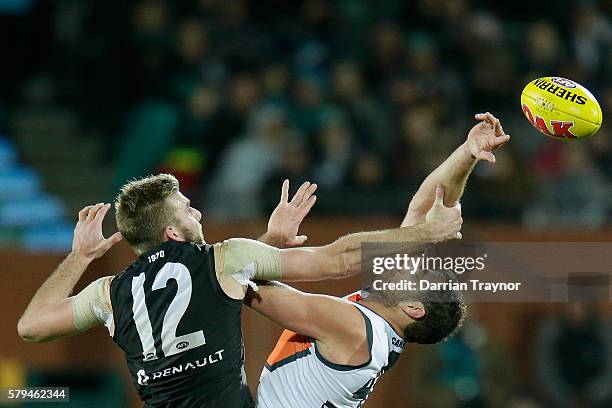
<box><xmin>535</xmin><ymin>303</ymin><xmax>612</xmax><ymax>407</ymax></box>
<box><xmin>572</xmin><ymin>3</ymin><xmax>612</xmax><ymax>75</ymax></box>
<box><xmin>169</xmin><ymin>18</ymin><xmax>222</xmax><ymax>101</ymax></box>
<box><xmin>523</xmin><ymin>22</ymin><xmax>566</xmax><ymax>77</ymax></box>
<box><xmin>524</xmin><ymin>143</ymin><xmax>610</xmax><ymax>228</ymax></box>
<box><xmin>114</xmin><ymin>100</ymin><xmax>179</xmax><ymax>190</ymax></box>
<box><xmin>206</xmin><ymin>104</ymin><xmax>289</xmax><ymax>219</ymax></box>
<box><xmin>261</xmin><ymin>64</ymin><xmax>290</xmax><ymax>105</ymax></box>
<box><xmin>312</xmin><ymin>111</ymin><xmax>353</xmax><ymax>188</ymax></box>
<box><xmin>126</xmin><ymin>0</ymin><xmax>173</xmax><ymax>100</ymax></box>
<box><xmin>395</xmin><ymin>105</ymin><xmax>454</xmax><ymax>185</ymax></box>
<box><xmin>331</xmin><ymin>60</ymin><xmax>393</xmax><ymax>155</ymax></box>
<box><xmin>290</xmin><ymin>73</ymin><xmax>328</xmax><ymax>136</ymax></box>
<box><xmin>365</xmin><ymin>22</ymin><xmax>405</xmax><ymax>90</ymax></box>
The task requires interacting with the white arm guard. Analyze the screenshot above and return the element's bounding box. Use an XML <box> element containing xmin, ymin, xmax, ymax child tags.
<box><xmin>216</xmin><ymin>238</ymin><xmax>282</xmax><ymax>291</ymax></box>
<box><xmin>71</xmin><ymin>276</ymin><xmax>113</xmax><ymax>333</ymax></box>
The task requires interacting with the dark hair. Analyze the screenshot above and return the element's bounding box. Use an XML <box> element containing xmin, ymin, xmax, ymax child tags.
<box><xmin>115</xmin><ymin>174</ymin><xmax>180</xmax><ymax>254</ymax></box>
<box><xmin>367</xmin><ymin>269</ymin><xmax>466</xmax><ymax>344</ymax></box>
<box><xmin>404</xmin><ymin>270</ymin><xmax>467</xmax><ymax>344</ymax></box>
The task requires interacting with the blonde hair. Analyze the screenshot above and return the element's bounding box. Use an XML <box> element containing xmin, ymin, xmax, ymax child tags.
<box><xmin>115</xmin><ymin>174</ymin><xmax>179</xmax><ymax>254</ymax></box>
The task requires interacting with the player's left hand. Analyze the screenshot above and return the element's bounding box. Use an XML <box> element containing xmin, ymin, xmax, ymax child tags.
<box><xmin>266</xmin><ymin>180</ymin><xmax>317</xmax><ymax>247</ymax></box>
<box><xmin>466</xmin><ymin>112</ymin><xmax>511</xmax><ymax>163</ymax></box>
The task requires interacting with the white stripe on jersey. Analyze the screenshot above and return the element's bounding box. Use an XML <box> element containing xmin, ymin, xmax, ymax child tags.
<box><xmin>257</xmin><ymin>293</ymin><xmax>405</xmax><ymax>408</ymax></box>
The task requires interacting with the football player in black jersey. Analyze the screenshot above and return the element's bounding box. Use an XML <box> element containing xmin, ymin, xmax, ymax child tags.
<box><xmin>18</xmin><ymin>166</ymin><xmax>463</xmax><ymax>406</ymax></box>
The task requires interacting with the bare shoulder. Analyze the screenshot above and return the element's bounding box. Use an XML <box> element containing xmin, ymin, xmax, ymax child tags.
<box><xmin>313</xmin><ymin>297</ymin><xmax>371</xmax><ymax>367</ymax></box>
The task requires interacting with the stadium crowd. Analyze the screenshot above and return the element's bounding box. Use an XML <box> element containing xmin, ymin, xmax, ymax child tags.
<box><xmin>3</xmin><ymin>0</ymin><xmax>612</xmax><ymax>224</ymax></box>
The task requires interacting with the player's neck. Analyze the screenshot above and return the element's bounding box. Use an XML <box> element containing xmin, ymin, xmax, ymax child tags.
<box><xmin>359</xmin><ymin>300</ymin><xmax>407</xmax><ymax>340</ymax></box>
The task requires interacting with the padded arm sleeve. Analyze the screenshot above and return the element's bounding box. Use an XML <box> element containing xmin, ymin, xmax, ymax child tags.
<box><xmin>216</xmin><ymin>238</ymin><xmax>282</xmax><ymax>287</ymax></box>
<box><xmin>72</xmin><ymin>276</ymin><xmax>113</xmax><ymax>332</ymax></box>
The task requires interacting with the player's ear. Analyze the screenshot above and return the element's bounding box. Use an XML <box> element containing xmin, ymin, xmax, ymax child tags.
<box><xmin>165</xmin><ymin>226</ymin><xmax>185</xmax><ymax>242</ymax></box>
<box><xmin>400</xmin><ymin>301</ymin><xmax>425</xmax><ymax>320</ymax></box>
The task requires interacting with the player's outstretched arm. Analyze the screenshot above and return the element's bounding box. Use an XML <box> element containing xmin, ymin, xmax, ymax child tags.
<box><xmin>216</xmin><ymin>186</ymin><xmax>461</xmax><ymax>297</ymax></box>
<box><xmin>17</xmin><ymin>204</ymin><xmax>122</xmax><ymax>343</ymax></box>
<box><xmin>280</xmin><ymin>185</ymin><xmax>462</xmax><ymax>281</ymax></box>
<box><xmin>258</xmin><ymin>180</ymin><xmax>317</xmax><ymax>248</ymax></box>
<box><xmin>402</xmin><ymin>112</ymin><xmax>510</xmax><ymax>227</ymax></box>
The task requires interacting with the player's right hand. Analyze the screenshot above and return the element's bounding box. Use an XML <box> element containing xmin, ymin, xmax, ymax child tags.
<box><xmin>465</xmin><ymin>111</ymin><xmax>511</xmax><ymax>163</ymax></box>
<box><xmin>424</xmin><ymin>185</ymin><xmax>463</xmax><ymax>241</ymax></box>
<box><xmin>72</xmin><ymin>203</ymin><xmax>123</xmax><ymax>261</ymax></box>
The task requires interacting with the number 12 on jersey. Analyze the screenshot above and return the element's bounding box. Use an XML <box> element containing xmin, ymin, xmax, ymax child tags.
<box><xmin>131</xmin><ymin>263</ymin><xmax>206</xmax><ymax>361</ymax></box>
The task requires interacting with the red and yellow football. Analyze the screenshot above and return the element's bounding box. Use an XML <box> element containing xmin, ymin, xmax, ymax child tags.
<box><xmin>521</xmin><ymin>76</ymin><xmax>603</xmax><ymax>140</ymax></box>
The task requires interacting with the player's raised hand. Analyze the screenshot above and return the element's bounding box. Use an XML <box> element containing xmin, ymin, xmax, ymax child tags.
<box><xmin>466</xmin><ymin>112</ymin><xmax>511</xmax><ymax>163</ymax></box>
<box><xmin>72</xmin><ymin>203</ymin><xmax>123</xmax><ymax>261</ymax></box>
<box><xmin>266</xmin><ymin>180</ymin><xmax>317</xmax><ymax>247</ymax></box>
<box><xmin>424</xmin><ymin>185</ymin><xmax>463</xmax><ymax>241</ymax></box>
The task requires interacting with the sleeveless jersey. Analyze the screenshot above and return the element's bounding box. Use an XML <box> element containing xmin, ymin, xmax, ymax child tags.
<box><xmin>257</xmin><ymin>292</ymin><xmax>405</xmax><ymax>408</ymax></box>
<box><xmin>110</xmin><ymin>241</ymin><xmax>253</xmax><ymax>407</ymax></box>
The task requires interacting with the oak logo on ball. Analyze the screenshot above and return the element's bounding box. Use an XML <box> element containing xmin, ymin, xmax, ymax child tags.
<box><xmin>522</xmin><ymin>104</ymin><xmax>577</xmax><ymax>139</ymax></box>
